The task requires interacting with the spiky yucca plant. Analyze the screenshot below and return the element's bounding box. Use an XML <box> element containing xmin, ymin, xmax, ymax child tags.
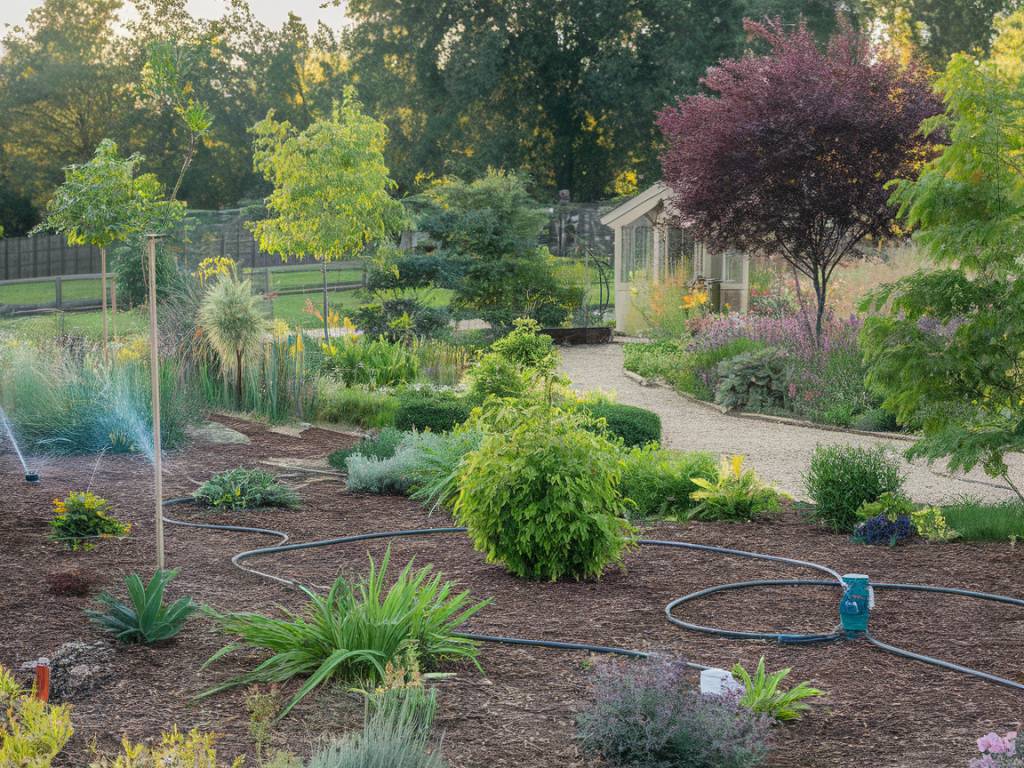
<box><xmin>86</xmin><ymin>570</ymin><xmax>197</xmax><ymax>644</ymax></box>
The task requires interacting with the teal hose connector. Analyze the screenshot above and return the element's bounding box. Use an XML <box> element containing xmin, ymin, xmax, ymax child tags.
<box><xmin>839</xmin><ymin>573</ymin><xmax>871</xmax><ymax>636</ymax></box>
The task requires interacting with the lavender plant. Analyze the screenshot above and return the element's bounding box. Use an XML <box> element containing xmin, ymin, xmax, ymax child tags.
<box><xmin>852</xmin><ymin>513</ymin><xmax>914</xmax><ymax>546</ymax></box>
<box><xmin>576</xmin><ymin>658</ymin><xmax>771</xmax><ymax>768</ymax></box>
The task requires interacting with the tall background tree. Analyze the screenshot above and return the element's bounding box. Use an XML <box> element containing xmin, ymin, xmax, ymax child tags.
<box><xmin>657</xmin><ymin>18</ymin><xmax>940</xmax><ymax>338</ymax></box>
<box><xmin>32</xmin><ymin>140</ymin><xmax>181</xmax><ymax>358</ymax></box>
<box><xmin>249</xmin><ymin>89</ymin><xmax>404</xmax><ymax>340</ymax></box>
<box><xmin>861</xmin><ymin>28</ymin><xmax>1024</xmax><ymax>497</ymax></box>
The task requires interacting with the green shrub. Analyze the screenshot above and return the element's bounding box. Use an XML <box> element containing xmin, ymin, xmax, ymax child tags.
<box><xmin>688</xmin><ymin>455</ymin><xmax>783</xmax><ymax>522</ymax></box>
<box><xmin>193</xmin><ymin>468</ymin><xmax>300</xmax><ymax>510</ymax></box>
<box><xmin>464</xmin><ymin>352</ymin><xmax>528</xmax><ymax>401</ymax></box>
<box><xmin>687</xmin><ymin>338</ymin><xmax>768</xmax><ymax>399</ymax></box>
<box><xmin>855</xmin><ymin>491</ymin><xmax>915</xmax><ymax>523</ymax></box>
<box><xmin>579</xmin><ymin>401</ymin><xmax>662</xmax><ymax>447</ymax></box>
<box><xmin>394</xmin><ymin>390</ymin><xmax>472</xmax><ymax>432</ymax></box>
<box><xmin>453</xmin><ymin>407</ymin><xmax>635</xmax><ymax>581</ymax></box>
<box><xmin>715</xmin><ymin>348</ymin><xmax>788</xmax><ymax>412</ymax></box>
<box><xmin>0</xmin><ymin>664</ymin><xmax>73</xmax><ymax>766</ymax></box>
<box><xmin>805</xmin><ymin>444</ymin><xmax>905</xmax><ymax>532</ymax></box>
<box><xmin>852</xmin><ymin>406</ymin><xmax>900</xmax><ymax>433</ymax></box>
<box><xmin>314</xmin><ymin>383</ymin><xmax>398</xmax><ymax>429</ymax></box>
<box><xmin>328</xmin><ymin>428</ymin><xmax>405</xmax><ymax>470</ymax></box>
<box><xmin>50</xmin><ymin>491</ymin><xmax>129</xmax><ymax>551</ymax></box>
<box><xmin>202</xmin><ymin>549</ymin><xmax>488</xmax><ymax>720</ymax></box>
<box><xmin>732</xmin><ymin>657</ymin><xmax>824</xmax><ymax>722</ymax></box>
<box><xmin>622</xmin><ymin>340</ymin><xmax>686</xmax><ymax>382</ymax></box>
<box><xmin>489</xmin><ymin>318</ymin><xmax>555</xmax><ymax>369</ymax></box>
<box><xmin>941</xmin><ymin>497</ymin><xmax>1024</xmax><ymax>541</ymax></box>
<box><xmin>910</xmin><ymin>505</ymin><xmax>960</xmax><ymax>543</ymax></box>
<box><xmin>86</xmin><ymin>570</ymin><xmax>197</xmax><ymax>644</ymax></box>
<box><xmin>307</xmin><ymin>688</ymin><xmax>445</xmax><ymax>768</ymax></box>
<box><xmin>320</xmin><ymin>336</ymin><xmax>420</xmax><ymax>388</ymax></box>
<box><xmin>619</xmin><ymin>446</ymin><xmax>718</xmax><ymax>520</ymax></box>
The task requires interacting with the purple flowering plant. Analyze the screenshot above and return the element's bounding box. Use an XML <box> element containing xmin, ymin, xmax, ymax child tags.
<box><xmin>970</xmin><ymin>731</ymin><xmax>1021</xmax><ymax>768</ymax></box>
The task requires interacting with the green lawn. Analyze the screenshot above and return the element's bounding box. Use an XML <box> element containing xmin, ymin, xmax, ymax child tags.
<box><xmin>0</xmin><ymin>277</ymin><xmax>110</xmax><ymax>306</ymax></box>
<box><xmin>246</xmin><ymin>266</ymin><xmax>364</xmax><ymax>292</ymax></box>
<box><xmin>0</xmin><ymin>286</ymin><xmax>455</xmax><ymax>339</ymax></box>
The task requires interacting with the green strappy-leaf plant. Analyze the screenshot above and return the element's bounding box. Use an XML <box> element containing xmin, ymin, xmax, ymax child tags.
<box><xmin>200</xmin><ymin>548</ymin><xmax>488</xmax><ymax>720</ymax></box>
<box><xmin>732</xmin><ymin>657</ymin><xmax>824</xmax><ymax>722</ymax></box>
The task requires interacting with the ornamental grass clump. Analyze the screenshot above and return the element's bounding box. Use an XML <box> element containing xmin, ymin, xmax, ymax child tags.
<box><xmin>619</xmin><ymin>445</ymin><xmax>718</xmax><ymax>520</ymax></box>
<box><xmin>805</xmin><ymin>444</ymin><xmax>905</xmax><ymax>532</ymax></box>
<box><xmin>50</xmin><ymin>491</ymin><xmax>129</xmax><ymax>551</ymax></box>
<box><xmin>453</xmin><ymin>406</ymin><xmax>635</xmax><ymax>581</ymax></box>
<box><xmin>577</xmin><ymin>657</ymin><xmax>771</xmax><ymax>768</ymax></box>
<box><xmin>201</xmin><ymin>548</ymin><xmax>488</xmax><ymax>720</ymax></box>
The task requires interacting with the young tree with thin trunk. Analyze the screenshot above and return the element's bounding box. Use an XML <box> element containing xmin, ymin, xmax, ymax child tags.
<box><xmin>657</xmin><ymin>18</ymin><xmax>940</xmax><ymax>339</ymax></box>
<box><xmin>198</xmin><ymin>274</ymin><xmax>266</xmax><ymax>406</ymax></box>
<box><xmin>33</xmin><ymin>139</ymin><xmax>179</xmax><ymax>361</ymax></box>
<box><xmin>249</xmin><ymin>88</ymin><xmax>404</xmax><ymax>341</ymax></box>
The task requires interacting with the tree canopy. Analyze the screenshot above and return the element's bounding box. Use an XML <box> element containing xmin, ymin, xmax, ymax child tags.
<box><xmin>657</xmin><ymin>18</ymin><xmax>940</xmax><ymax>337</ymax></box>
<box><xmin>860</xmin><ymin>35</ymin><xmax>1024</xmax><ymax>495</ymax></box>
<box><xmin>249</xmin><ymin>90</ymin><xmax>404</xmax><ymax>263</ymax></box>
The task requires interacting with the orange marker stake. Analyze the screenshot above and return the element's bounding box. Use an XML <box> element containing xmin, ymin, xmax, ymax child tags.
<box><xmin>34</xmin><ymin>658</ymin><xmax>50</xmax><ymax>702</ymax></box>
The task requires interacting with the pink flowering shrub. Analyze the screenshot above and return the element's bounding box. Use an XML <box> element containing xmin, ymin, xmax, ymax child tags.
<box><xmin>970</xmin><ymin>731</ymin><xmax>1021</xmax><ymax>768</ymax></box>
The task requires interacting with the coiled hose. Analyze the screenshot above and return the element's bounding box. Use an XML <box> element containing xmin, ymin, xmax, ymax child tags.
<box><xmin>161</xmin><ymin>499</ymin><xmax>1024</xmax><ymax>691</ymax></box>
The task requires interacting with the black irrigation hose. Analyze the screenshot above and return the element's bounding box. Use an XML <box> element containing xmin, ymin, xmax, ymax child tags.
<box><xmin>160</xmin><ymin>498</ymin><xmax>1024</xmax><ymax>692</ymax></box>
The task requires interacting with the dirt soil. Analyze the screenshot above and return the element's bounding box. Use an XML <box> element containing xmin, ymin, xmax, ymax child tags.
<box><xmin>1</xmin><ymin>417</ymin><xmax>1022</xmax><ymax>768</ymax></box>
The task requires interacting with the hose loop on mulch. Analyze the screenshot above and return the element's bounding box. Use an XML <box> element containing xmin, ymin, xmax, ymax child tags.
<box><xmin>160</xmin><ymin>498</ymin><xmax>1024</xmax><ymax>692</ymax></box>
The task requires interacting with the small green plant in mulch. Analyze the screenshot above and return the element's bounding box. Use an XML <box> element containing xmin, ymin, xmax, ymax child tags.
<box><xmin>194</xmin><ymin>468</ymin><xmax>300</xmax><ymax>510</ymax></box>
<box><xmin>86</xmin><ymin>569</ymin><xmax>198</xmax><ymax>644</ymax></box>
<box><xmin>50</xmin><ymin>491</ymin><xmax>130</xmax><ymax>551</ymax></box>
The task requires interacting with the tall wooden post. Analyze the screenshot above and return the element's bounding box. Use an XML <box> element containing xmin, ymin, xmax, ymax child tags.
<box><xmin>146</xmin><ymin>235</ymin><xmax>165</xmax><ymax>570</ymax></box>
<box><xmin>100</xmin><ymin>247</ymin><xmax>109</xmax><ymax>364</ymax></box>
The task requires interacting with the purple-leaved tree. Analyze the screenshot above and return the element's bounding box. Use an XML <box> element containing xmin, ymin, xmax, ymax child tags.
<box><xmin>657</xmin><ymin>18</ymin><xmax>940</xmax><ymax>339</ymax></box>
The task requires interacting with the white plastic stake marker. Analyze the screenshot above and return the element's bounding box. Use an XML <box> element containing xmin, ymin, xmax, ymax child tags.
<box><xmin>700</xmin><ymin>667</ymin><xmax>744</xmax><ymax>696</ymax></box>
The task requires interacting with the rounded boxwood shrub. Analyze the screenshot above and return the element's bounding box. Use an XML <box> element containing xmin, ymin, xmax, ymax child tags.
<box><xmin>394</xmin><ymin>390</ymin><xmax>472</xmax><ymax>433</ymax></box>
<box><xmin>804</xmin><ymin>444</ymin><xmax>905</xmax><ymax>532</ymax></box>
<box><xmin>453</xmin><ymin>407</ymin><xmax>634</xmax><ymax>581</ymax></box>
<box><xmin>580</xmin><ymin>402</ymin><xmax>662</xmax><ymax>447</ymax></box>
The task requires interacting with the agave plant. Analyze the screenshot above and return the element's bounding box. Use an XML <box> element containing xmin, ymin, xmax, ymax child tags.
<box><xmin>200</xmin><ymin>548</ymin><xmax>489</xmax><ymax>720</ymax></box>
<box><xmin>86</xmin><ymin>570</ymin><xmax>198</xmax><ymax>644</ymax></box>
<box><xmin>732</xmin><ymin>657</ymin><xmax>824</xmax><ymax>722</ymax></box>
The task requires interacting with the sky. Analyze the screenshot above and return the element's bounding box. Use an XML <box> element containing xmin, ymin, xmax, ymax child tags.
<box><xmin>1</xmin><ymin>0</ymin><xmax>347</xmax><ymax>30</ymax></box>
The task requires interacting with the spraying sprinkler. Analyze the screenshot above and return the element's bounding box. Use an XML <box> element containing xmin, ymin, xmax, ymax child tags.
<box><xmin>0</xmin><ymin>404</ymin><xmax>38</xmax><ymax>484</ymax></box>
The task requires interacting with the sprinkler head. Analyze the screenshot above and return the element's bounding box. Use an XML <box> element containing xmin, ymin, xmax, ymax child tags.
<box><xmin>25</xmin><ymin>472</ymin><xmax>39</xmax><ymax>484</ymax></box>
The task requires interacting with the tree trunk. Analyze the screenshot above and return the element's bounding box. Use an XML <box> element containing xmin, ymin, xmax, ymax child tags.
<box><xmin>322</xmin><ymin>260</ymin><xmax>330</xmax><ymax>342</ymax></box>
<box><xmin>100</xmin><ymin>247</ymin><xmax>109</xmax><ymax>365</ymax></box>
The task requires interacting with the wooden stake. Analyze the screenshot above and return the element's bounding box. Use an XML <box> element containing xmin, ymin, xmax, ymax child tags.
<box><xmin>146</xmin><ymin>235</ymin><xmax>165</xmax><ymax>571</ymax></box>
<box><xmin>100</xmin><ymin>247</ymin><xmax>109</xmax><ymax>364</ymax></box>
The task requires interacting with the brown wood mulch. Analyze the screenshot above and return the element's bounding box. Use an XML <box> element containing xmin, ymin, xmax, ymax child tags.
<box><xmin>1</xmin><ymin>416</ymin><xmax>1022</xmax><ymax>768</ymax></box>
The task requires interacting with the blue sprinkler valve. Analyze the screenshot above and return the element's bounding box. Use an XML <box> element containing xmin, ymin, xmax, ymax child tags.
<box><xmin>839</xmin><ymin>573</ymin><xmax>871</xmax><ymax>636</ymax></box>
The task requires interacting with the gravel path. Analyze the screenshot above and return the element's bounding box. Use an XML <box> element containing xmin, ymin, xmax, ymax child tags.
<box><xmin>561</xmin><ymin>343</ymin><xmax>1019</xmax><ymax>504</ymax></box>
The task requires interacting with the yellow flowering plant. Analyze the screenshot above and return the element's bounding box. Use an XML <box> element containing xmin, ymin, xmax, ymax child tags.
<box><xmin>89</xmin><ymin>727</ymin><xmax>243</xmax><ymax>768</ymax></box>
<box><xmin>911</xmin><ymin>506</ymin><xmax>960</xmax><ymax>543</ymax></box>
<box><xmin>0</xmin><ymin>663</ymin><xmax>73</xmax><ymax>766</ymax></box>
<box><xmin>688</xmin><ymin>455</ymin><xmax>785</xmax><ymax>522</ymax></box>
<box><xmin>193</xmin><ymin>256</ymin><xmax>238</xmax><ymax>285</ymax></box>
<box><xmin>50</xmin><ymin>491</ymin><xmax>130</xmax><ymax>551</ymax></box>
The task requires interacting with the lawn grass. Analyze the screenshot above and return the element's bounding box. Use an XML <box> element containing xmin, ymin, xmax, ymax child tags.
<box><xmin>242</xmin><ymin>266</ymin><xmax>364</xmax><ymax>292</ymax></box>
<box><xmin>0</xmin><ymin>308</ymin><xmax>149</xmax><ymax>340</ymax></box>
<box><xmin>0</xmin><ymin>276</ymin><xmax>110</xmax><ymax>306</ymax></box>
<box><xmin>942</xmin><ymin>497</ymin><xmax>1024</xmax><ymax>542</ymax></box>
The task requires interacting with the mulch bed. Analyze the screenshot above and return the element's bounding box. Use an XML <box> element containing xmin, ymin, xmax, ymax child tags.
<box><xmin>1</xmin><ymin>417</ymin><xmax>1022</xmax><ymax>768</ymax></box>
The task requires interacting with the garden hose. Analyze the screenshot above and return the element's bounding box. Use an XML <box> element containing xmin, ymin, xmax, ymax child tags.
<box><xmin>160</xmin><ymin>499</ymin><xmax>1024</xmax><ymax>692</ymax></box>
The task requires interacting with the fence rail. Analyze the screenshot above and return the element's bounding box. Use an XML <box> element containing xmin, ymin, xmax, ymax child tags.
<box><xmin>0</xmin><ymin>261</ymin><xmax>367</xmax><ymax>317</ymax></box>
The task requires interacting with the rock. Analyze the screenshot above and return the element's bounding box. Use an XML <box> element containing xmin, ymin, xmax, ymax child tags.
<box><xmin>187</xmin><ymin>421</ymin><xmax>251</xmax><ymax>445</ymax></box>
<box><xmin>47</xmin><ymin>640</ymin><xmax>115</xmax><ymax>701</ymax></box>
